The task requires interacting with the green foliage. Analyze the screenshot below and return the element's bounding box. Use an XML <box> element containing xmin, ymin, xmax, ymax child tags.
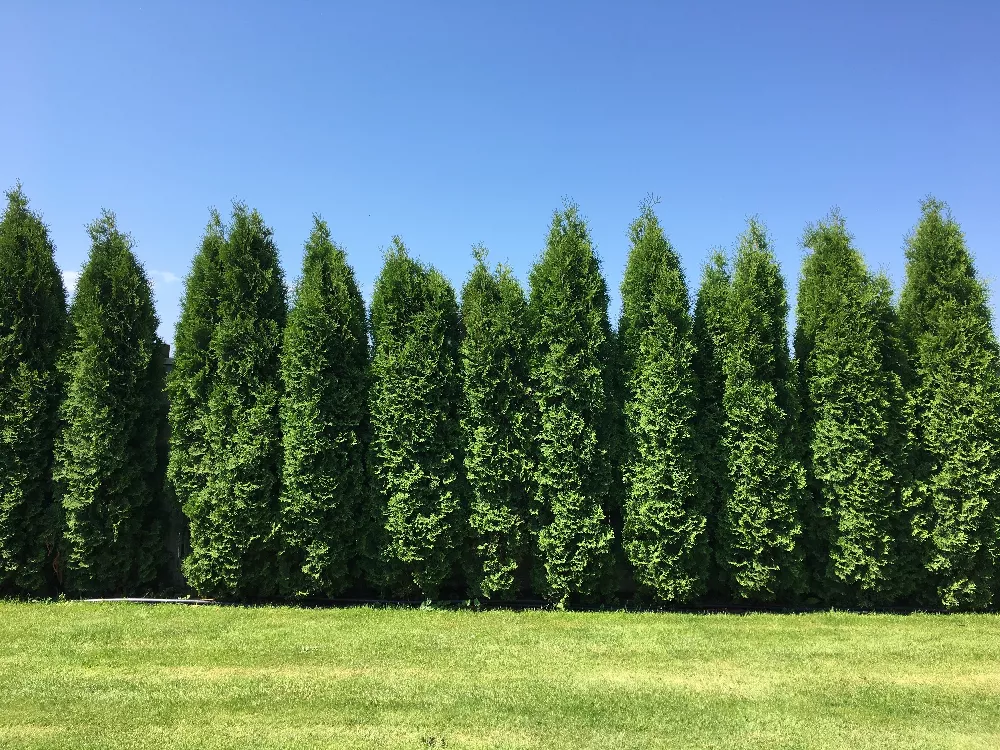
<box><xmin>718</xmin><ymin>219</ymin><xmax>805</xmax><ymax>601</ymax></box>
<box><xmin>459</xmin><ymin>246</ymin><xmax>533</xmax><ymax>600</ymax></box>
<box><xmin>618</xmin><ymin>203</ymin><xmax>708</xmax><ymax>602</ymax></box>
<box><xmin>692</xmin><ymin>251</ymin><xmax>731</xmax><ymax>591</ymax></box>
<box><xmin>280</xmin><ymin>217</ymin><xmax>369</xmax><ymax>598</ymax></box>
<box><xmin>0</xmin><ymin>186</ymin><xmax>67</xmax><ymax>595</ymax></box>
<box><xmin>54</xmin><ymin>211</ymin><xmax>165</xmax><ymax>595</ymax></box>
<box><xmin>898</xmin><ymin>198</ymin><xmax>1000</xmax><ymax>610</ymax></box>
<box><xmin>171</xmin><ymin>204</ymin><xmax>287</xmax><ymax>599</ymax></box>
<box><xmin>527</xmin><ymin>204</ymin><xmax>616</xmax><ymax>606</ymax></box>
<box><xmin>369</xmin><ymin>238</ymin><xmax>465</xmax><ymax>598</ymax></box>
<box><xmin>147</xmin><ymin>341</ymin><xmax>184</xmax><ymax>591</ymax></box>
<box><xmin>795</xmin><ymin>212</ymin><xmax>914</xmax><ymax>605</ymax></box>
<box><xmin>166</xmin><ymin>214</ymin><xmax>222</xmax><ymax>591</ymax></box>
<box><xmin>602</xmin><ymin>326</ymin><xmax>629</xmax><ymax>540</ymax></box>
<box><xmin>6</xmin><ymin>188</ymin><xmax>991</xmax><ymax>611</ymax></box>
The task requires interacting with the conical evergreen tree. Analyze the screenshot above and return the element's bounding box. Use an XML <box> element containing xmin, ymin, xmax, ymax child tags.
<box><xmin>527</xmin><ymin>204</ymin><xmax>616</xmax><ymax>606</ymax></box>
<box><xmin>167</xmin><ymin>213</ymin><xmax>223</xmax><ymax>594</ymax></box>
<box><xmin>795</xmin><ymin>212</ymin><xmax>913</xmax><ymax>606</ymax></box>
<box><xmin>692</xmin><ymin>251</ymin><xmax>731</xmax><ymax>593</ymax></box>
<box><xmin>54</xmin><ymin>211</ymin><xmax>166</xmax><ymax>595</ymax></box>
<box><xmin>459</xmin><ymin>246</ymin><xmax>533</xmax><ymax>600</ymax></box>
<box><xmin>718</xmin><ymin>218</ymin><xmax>805</xmax><ymax>601</ymax></box>
<box><xmin>618</xmin><ymin>203</ymin><xmax>708</xmax><ymax>602</ymax></box>
<box><xmin>0</xmin><ymin>186</ymin><xmax>67</xmax><ymax>595</ymax></box>
<box><xmin>369</xmin><ymin>238</ymin><xmax>465</xmax><ymax>598</ymax></box>
<box><xmin>280</xmin><ymin>217</ymin><xmax>369</xmax><ymax>598</ymax></box>
<box><xmin>173</xmin><ymin>204</ymin><xmax>287</xmax><ymax>599</ymax></box>
<box><xmin>898</xmin><ymin>198</ymin><xmax>1000</xmax><ymax>610</ymax></box>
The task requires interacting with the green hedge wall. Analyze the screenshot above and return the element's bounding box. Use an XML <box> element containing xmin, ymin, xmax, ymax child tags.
<box><xmin>3</xmin><ymin>185</ymin><xmax>998</xmax><ymax>609</ymax></box>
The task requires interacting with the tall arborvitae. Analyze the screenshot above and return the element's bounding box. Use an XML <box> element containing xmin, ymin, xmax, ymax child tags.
<box><xmin>527</xmin><ymin>204</ymin><xmax>616</xmax><ymax>606</ymax></box>
<box><xmin>369</xmin><ymin>238</ymin><xmax>465</xmax><ymax>598</ymax></box>
<box><xmin>167</xmin><ymin>213</ymin><xmax>223</xmax><ymax>592</ymax></box>
<box><xmin>174</xmin><ymin>204</ymin><xmax>287</xmax><ymax>599</ymax></box>
<box><xmin>795</xmin><ymin>212</ymin><xmax>912</xmax><ymax>606</ymax></box>
<box><xmin>899</xmin><ymin>198</ymin><xmax>1000</xmax><ymax>610</ymax></box>
<box><xmin>603</xmin><ymin>327</ymin><xmax>630</xmax><ymax>586</ymax></box>
<box><xmin>280</xmin><ymin>217</ymin><xmax>369</xmax><ymax>598</ymax></box>
<box><xmin>459</xmin><ymin>246</ymin><xmax>532</xmax><ymax>600</ymax></box>
<box><xmin>618</xmin><ymin>203</ymin><xmax>708</xmax><ymax>602</ymax></box>
<box><xmin>54</xmin><ymin>211</ymin><xmax>165</xmax><ymax>595</ymax></box>
<box><xmin>692</xmin><ymin>251</ymin><xmax>731</xmax><ymax>593</ymax></box>
<box><xmin>719</xmin><ymin>219</ymin><xmax>805</xmax><ymax>601</ymax></box>
<box><xmin>0</xmin><ymin>186</ymin><xmax>67</xmax><ymax>595</ymax></box>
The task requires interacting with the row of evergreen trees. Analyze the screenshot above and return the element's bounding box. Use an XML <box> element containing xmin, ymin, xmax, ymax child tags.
<box><xmin>1</xmin><ymin>184</ymin><xmax>997</xmax><ymax>609</ymax></box>
<box><xmin>0</xmin><ymin>189</ymin><xmax>175</xmax><ymax>597</ymax></box>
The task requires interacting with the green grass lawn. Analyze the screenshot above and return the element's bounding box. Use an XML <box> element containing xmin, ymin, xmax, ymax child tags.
<box><xmin>1</xmin><ymin>604</ymin><xmax>998</xmax><ymax>749</ymax></box>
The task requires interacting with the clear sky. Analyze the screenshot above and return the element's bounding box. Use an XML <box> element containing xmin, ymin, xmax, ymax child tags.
<box><xmin>3</xmin><ymin>1</ymin><xmax>998</xmax><ymax>341</ymax></box>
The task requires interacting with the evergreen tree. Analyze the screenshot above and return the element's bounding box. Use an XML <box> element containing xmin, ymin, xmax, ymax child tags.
<box><xmin>166</xmin><ymin>213</ymin><xmax>223</xmax><ymax>593</ymax></box>
<box><xmin>602</xmin><ymin>325</ymin><xmax>630</xmax><ymax>593</ymax></box>
<box><xmin>369</xmin><ymin>238</ymin><xmax>465</xmax><ymax>598</ymax></box>
<box><xmin>692</xmin><ymin>251</ymin><xmax>731</xmax><ymax>592</ymax></box>
<box><xmin>527</xmin><ymin>204</ymin><xmax>616</xmax><ymax>606</ymax></box>
<box><xmin>459</xmin><ymin>246</ymin><xmax>532</xmax><ymax>600</ymax></box>
<box><xmin>718</xmin><ymin>219</ymin><xmax>805</xmax><ymax>601</ymax></box>
<box><xmin>280</xmin><ymin>217</ymin><xmax>369</xmax><ymax>598</ymax></box>
<box><xmin>795</xmin><ymin>212</ymin><xmax>912</xmax><ymax>606</ymax></box>
<box><xmin>0</xmin><ymin>186</ymin><xmax>67</xmax><ymax>595</ymax></box>
<box><xmin>899</xmin><ymin>198</ymin><xmax>1000</xmax><ymax>610</ymax></box>
<box><xmin>618</xmin><ymin>203</ymin><xmax>708</xmax><ymax>602</ymax></box>
<box><xmin>173</xmin><ymin>204</ymin><xmax>287</xmax><ymax>599</ymax></box>
<box><xmin>54</xmin><ymin>211</ymin><xmax>165</xmax><ymax>595</ymax></box>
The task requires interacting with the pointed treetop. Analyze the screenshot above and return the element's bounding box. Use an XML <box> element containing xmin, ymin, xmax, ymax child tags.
<box><xmin>4</xmin><ymin>181</ymin><xmax>30</xmax><ymax>213</ymax></box>
<box><xmin>901</xmin><ymin>196</ymin><xmax>989</xmax><ymax>314</ymax></box>
<box><xmin>802</xmin><ymin>206</ymin><xmax>847</xmax><ymax>241</ymax></box>
<box><xmin>472</xmin><ymin>243</ymin><xmax>488</xmax><ymax>265</ymax></box>
<box><xmin>86</xmin><ymin>209</ymin><xmax>132</xmax><ymax>247</ymax></box>
<box><xmin>388</xmin><ymin>235</ymin><xmax>408</xmax><ymax>257</ymax></box>
<box><xmin>703</xmin><ymin>249</ymin><xmax>729</xmax><ymax>276</ymax></box>
<box><xmin>310</xmin><ymin>213</ymin><xmax>331</xmax><ymax>240</ymax></box>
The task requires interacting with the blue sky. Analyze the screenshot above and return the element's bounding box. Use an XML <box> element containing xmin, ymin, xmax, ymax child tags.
<box><xmin>3</xmin><ymin>1</ymin><xmax>998</xmax><ymax>341</ymax></box>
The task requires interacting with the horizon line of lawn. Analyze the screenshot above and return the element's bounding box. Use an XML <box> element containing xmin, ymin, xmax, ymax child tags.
<box><xmin>6</xmin><ymin>595</ymin><xmax>1000</xmax><ymax>616</ymax></box>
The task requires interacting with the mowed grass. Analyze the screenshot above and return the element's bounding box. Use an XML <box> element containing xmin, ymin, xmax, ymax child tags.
<box><xmin>0</xmin><ymin>604</ymin><xmax>998</xmax><ymax>749</ymax></box>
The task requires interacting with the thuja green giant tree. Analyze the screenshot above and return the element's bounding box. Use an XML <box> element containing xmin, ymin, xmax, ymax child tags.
<box><xmin>618</xmin><ymin>203</ymin><xmax>708</xmax><ymax>602</ymax></box>
<box><xmin>166</xmin><ymin>213</ymin><xmax>223</xmax><ymax>589</ymax></box>
<box><xmin>718</xmin><ymin>219</ymin><xmax>805</xmax><ymax>602</ymax></box>
<box><xmin>280</xmin><ymin>218</ymin><xmax>370</xmax><ymax>598</ymax></box>
<box><xmin>692</xmin><ymin>251</ymin><xmax>731</xmax><ymax>591</ymax></box>
<box><xmin>368</xmin><ymin>238</ymin><xmax>465</xmax><ymax>598</ymax></box>
<box><xmin>795</xmin><ymin>212</ymin><xmax>913</xmax><ymax>606</ymax></box>
<box><xmin>0</xmin><ymin>186</ymin><xmax>67</xmax><ymax>595</ymax></box>
<box><xmin>899</xmin><ymin>198</ymin><xmax>1000</xmax><ymax>610</ymax></box>
<box><xmin>527</xmin><ymin>204</ymin><xmax>616</xmax><ymax>606</ymax></box>
<box><xmin>170</xmin><ymin>204</ymin><xmax>287</xmax><ymax>599</ymax></box>
<box><xmin>55</xmin><ymin>211</ymin><xmax>166</xmax><ymax>595</ymax></box>
<box><xmin>459</xmin><ymin>246</ymin><xmax>533</xmax><ymax>600</ymax></box>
